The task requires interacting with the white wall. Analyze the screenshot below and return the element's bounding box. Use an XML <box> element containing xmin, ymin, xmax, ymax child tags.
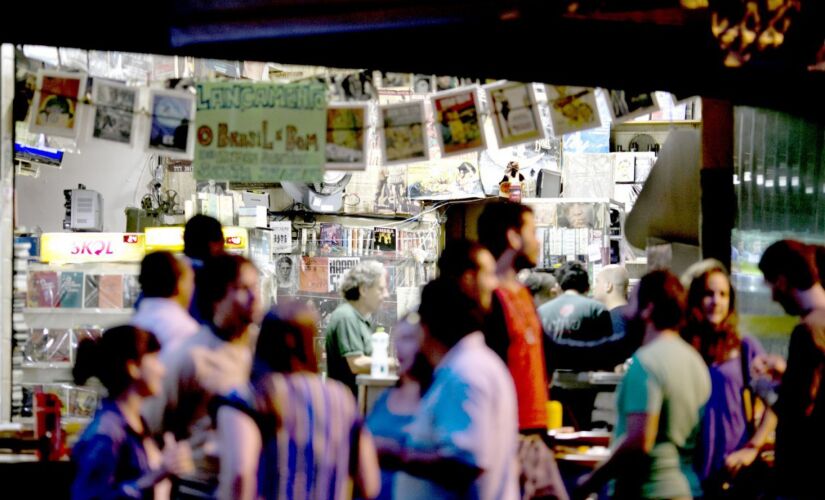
<box><xmin>16</xmin><ymin>137</ymin><xmax>155</xmax><ymax>233</ymax></box>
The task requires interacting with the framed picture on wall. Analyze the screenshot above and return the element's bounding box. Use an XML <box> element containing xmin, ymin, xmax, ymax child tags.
<box><xmin>29</xmin><ymin>69</ymin><xmax>87</xmax><ymax>139</ymax></box>
<box><xmin>605</xmin><ymin>89</ymin><xmax>660</xmax><ymax>124</ymax></box>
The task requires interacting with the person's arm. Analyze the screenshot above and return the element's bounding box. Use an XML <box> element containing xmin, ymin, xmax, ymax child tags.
<box><xmin>376</xmin><ymin>438</ymin><xmax>482</xmax><ymax>490</ymax></box>
<box><xmin>355</xmin><ymin>428</ymin><xmax>381</xmax><ymax>499</ymax></box>
<box><xmin>216</xmin><ymin>406</ymin><xmax>261</xmax><ymax>500</ymax></box>
<box><xmin>346</xmin><ymin>354</ymin><xmax>373</xmax><ymax>374</ymax></box>
<box><xmin>724</xmin><ymin>407</ymin><xmax>777</xmax><ymax>474</ymax></box>
<box><xmin>575</xmin><ymin>411</ymin><xmax>658</xmax><ymax>498</ymax></box>
<box><xmin>73</xmin><ymin>434</ymin><xmax>176</xmax><ymax>500</ymax></box>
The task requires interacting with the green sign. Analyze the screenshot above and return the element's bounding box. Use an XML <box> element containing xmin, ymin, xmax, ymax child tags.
<box><xmin>194</xmin><ymin>82</ymin><xmax>326</xmax><ymax>182</ymax></box>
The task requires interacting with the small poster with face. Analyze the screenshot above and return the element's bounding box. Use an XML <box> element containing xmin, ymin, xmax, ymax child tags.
<box><xmin>147</xmin><ymin>89</ymin><xmax>196</xmax><ymax>157</ymax></box>
<box><xmin>92</xmin><ymin>80</ymin><xmax>138</xmax><ymax>145</ymax></box>
<box><xmin>30</xmin><ymin>70</ymin><xmax>87</xmax><ymax>139</ymax></box>
<box><xmin>545</xmin><ymin>85</ymin><xmax>602</xmax><ymax>136</ymax></box>
<box><xmin>326</xmin><ymin>103</ymin><xmax>368</xmax><ymax>170</ymax></box>
<box><xmin>275</xmin><ymin>255</ymin><xmax>296</xmax><ymax>290</ymax></box>
<box><xmin>380</xmin><ymin>101</ymin><xmax>429</xmax><ymax>165</ymax></box>
<box><xmin>606</xmin><ymin>89</ymin><xmax>660</xmax><ymax>123</ymax></box>
<box><xmin>413</xmin><ymin>74</ymin><xmax>434</xmax><ymax>95</ymax></box>
<box><xmin>485</xmin><ymin>82</ymin><xmax>544</xmax><ymax>148</ymax></box>
<box><xmin>431</xmin><ymin>87</ymin><xmax>485</xmax><ymax>157</ymax></box>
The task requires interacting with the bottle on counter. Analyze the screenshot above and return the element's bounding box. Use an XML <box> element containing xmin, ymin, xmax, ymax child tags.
<box><xmin>370</xmin><ymin>326</ymin><xmax>389</xmax><ymax>377</ymax></box>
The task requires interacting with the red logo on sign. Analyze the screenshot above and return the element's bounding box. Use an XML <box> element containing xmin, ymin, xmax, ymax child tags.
<box><xmin>123</xmin><ymin>235</ymin><xmax>139</xmax><ymax>244</ymax></box>
<box><xmin>226</xmin><ymin>236</ymin><xmax>241</xmax><ymax>245</ymax></box>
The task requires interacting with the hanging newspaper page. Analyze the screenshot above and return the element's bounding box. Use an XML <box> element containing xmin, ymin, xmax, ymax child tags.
<box><xmin>430</xmin><ymin>87</ymin><xmax>485</xmax><ymax>157</ymax></box>
<box><xmin>380</xmin><ymin>101</ymin><xmax>429</xmax><ymax>165</ymax></box>
<box><xmin>485</xmin><ymin>82</ymin><xmax>544</xmax><ymax>148</ymax></box>
<box><xmin>545</xmin><ymin>85</ymin><xmax>602</xmax><ymax>136</ymax></box>
<box><xmin>147</xmin><ymin>89</ymin><xmax>196</xmax><ymax>158</ymax></box>
<box><xmin>30</xmin><ymin>70</ymin><xmax>87</xmax><ymax>139</ymax></box>
<box><xmin>195</xmin><ymin>82</ymin><xmax>326</xmax><ymax>182</ymax></box>
<box><xmin>325</xmin><ymin>103</ymin><xmax>368</xmax><ymax>170</ymax></box>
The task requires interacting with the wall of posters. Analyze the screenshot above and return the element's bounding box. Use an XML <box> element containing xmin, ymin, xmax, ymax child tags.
<box><xmin>431</xmin><ymin>87</ymin><xmax>485</xmax><ymax>157</ymax></box>
<box><xmin>194</xmin><ymin>82</ymin><xmax>326</xmax><ymax>182</ymax></box>
<box><xmin>606</xmin><ymin>90</ymin><xmax>660</xmax><ymax>123</ymax></box>
<box><xmin>30</xmin><ymin>70</ymin><xmax>87</xmax><ymax>139</ymax></box>
<box><xmin>325</xmin><ymin>103</ymin><xmax>367</xmax><ymax>170</ymax></box>
<box><xmin>380</xmin><ymin>101</ymin><xmax>428</xmax><ymax>165</ymax></box>
<box><xmin>485</xmin><ymin>82</ymin><xmax>544</xmax><ymax>148</ymax></box>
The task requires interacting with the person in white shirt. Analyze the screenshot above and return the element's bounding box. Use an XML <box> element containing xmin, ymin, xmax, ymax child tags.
<box><xmin>131</xmin><ymin>251</ymin><xmax>199</xmax><ymax>353</ymax></box>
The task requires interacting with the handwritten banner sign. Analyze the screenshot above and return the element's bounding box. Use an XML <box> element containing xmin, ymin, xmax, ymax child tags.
<box><xmin>194</xmin><ymin>82</ymin><xmax>326</xmax><ymax>182</ymax></box>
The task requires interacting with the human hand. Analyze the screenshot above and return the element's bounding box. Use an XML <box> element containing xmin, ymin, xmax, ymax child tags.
<box><xmin>724</xmin><ymin>446</ymin><xmax>759</xmax><ymax>476</ymax></box>
<box><xmin>162</xmin><ymin>432</ymin><xmax>194</xmax><ymax>477</ymax></box>
<box><xmin>751</xmin><ymin>354</ymin><xmax>786</xmax><ymax>382</ymax></box>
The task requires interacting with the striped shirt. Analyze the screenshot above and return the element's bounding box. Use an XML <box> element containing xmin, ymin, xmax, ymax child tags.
<box><xmin>252</xmin><ymin>373</ymin><xmax>361</xmax><ymax>500</ymax></box>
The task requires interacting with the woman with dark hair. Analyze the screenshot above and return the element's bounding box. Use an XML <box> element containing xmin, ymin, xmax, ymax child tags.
<box><xmin>366</xmin><ymin>313</ymin><xmax>432</xmax><ymax>500</ymax></box>
<box><xmin>681</xmin><ymin>259</ymin><xmax>777</xmax><ymax>498</ymax></box>
<box><xmin>71</xmin><ymin>325</ymin><xmax>193</xmax><ymax>499</ymax></box>
<box><xmin>214</xmin><ymin>302</ymin><xmax>380</xmax><ymax>500</ymax></box>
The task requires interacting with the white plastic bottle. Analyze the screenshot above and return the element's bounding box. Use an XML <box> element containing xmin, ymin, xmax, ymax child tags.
<box><xmin>370</xmin><ymin>327</ymin><xmax>389</xmax><ymax>377</ymax></box>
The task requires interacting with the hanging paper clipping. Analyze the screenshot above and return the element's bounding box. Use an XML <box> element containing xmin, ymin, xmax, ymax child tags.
<box><xmin>194</xmin><ymin>82</ymin><xmax>326</xmax><ymax>182</ymax></box>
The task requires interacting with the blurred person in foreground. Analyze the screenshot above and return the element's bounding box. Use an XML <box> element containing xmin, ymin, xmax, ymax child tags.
<box><xmin>757</xmin><ymin>240</ymin><xmax>825</xmax><ymax>500</ymax></box>
<box><xmin>575</xmin><ymin>270</ymin><xmax>710</xmax><ymax>500</ymax></box>
<box><xmin>72</xmin><ymin>326</ymin><xmax>193</xmax><ymax>499</ymax></box>
<box><xmin>131</xmin><ymin>251</ymin><xmax>198</xmax><ymax>353</ymax></box>
<box><xmin>144</xmin><ymin>254</ymin><xmax>261</xmax><ymax>499</ymax></box>
<box><xmin>477</xmin><ymin>201</ymin><xmax>548</xmax><ymax>433</ymax></box>
<box><xmin>212</xmin><ymin>302</ymin><xmax>380</xmax><ymax>500</ymax></box>
<box><xmin>383</xmin><ymin>278</ymin><xmax>519</xmax><ymax>499</ymax></box>
<box><xmin>681</xmin><ymin>259</ymin><xmax>777</xmax><ymax>498</ymax></box>
<box><xmin>366</xmin><ymin>313</ymin><xmax>432</xmax><ymax>500</ymax></box>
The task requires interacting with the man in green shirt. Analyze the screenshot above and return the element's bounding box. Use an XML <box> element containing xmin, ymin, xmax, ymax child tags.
<box><xmin>576</xmin><ymin>270</ymin><xmax>710</xmax><ymax>500</ymax></box>
<box><xmin>325</xmin><ymin>260</ymin><xmax>389</xmax><ymax>394</ymax></box>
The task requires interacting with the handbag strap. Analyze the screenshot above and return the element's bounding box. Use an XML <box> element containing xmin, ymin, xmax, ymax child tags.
<box><xmin>740</xmin><ymin>339</ymin><xmax>756</xmax><ymax>435</ymax></box>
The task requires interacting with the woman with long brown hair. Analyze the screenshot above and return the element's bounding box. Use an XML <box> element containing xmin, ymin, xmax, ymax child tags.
<box><xmin>681</xmin><ymin>259</ymin><xmax>777</xmax><ymax>498</ymax></box>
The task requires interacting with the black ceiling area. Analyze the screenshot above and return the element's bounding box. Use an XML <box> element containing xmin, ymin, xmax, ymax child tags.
<box><xmin>3</xmin><ymin>0</ymin><xmax>824</xmax><ymax>115</ymax></box>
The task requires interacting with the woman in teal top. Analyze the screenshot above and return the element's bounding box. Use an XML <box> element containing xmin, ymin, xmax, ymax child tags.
<box><xmin>366</xmin><ymin>313</ymin><xmax>432</xmax><ymax>500</ymax></box>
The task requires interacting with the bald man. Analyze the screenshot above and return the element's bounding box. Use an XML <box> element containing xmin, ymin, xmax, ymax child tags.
<box><xmin>593</xmin><ymin>265</ymin><xmax>630</xmax><ymax>338</ymax></box>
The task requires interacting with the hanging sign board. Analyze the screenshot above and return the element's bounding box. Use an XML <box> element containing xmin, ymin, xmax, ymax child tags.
<box><xmin>194</xmin><ymin>82</ymin><xmax>326</xmax><ymax>183</ymax></box>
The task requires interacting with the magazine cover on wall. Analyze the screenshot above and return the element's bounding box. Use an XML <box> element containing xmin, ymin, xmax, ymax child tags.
<box><xmin>91</xmin><ymin>80</ymin><xmax>138</xmax><ymax>145</ymax></box>
<box><xmin>334</xmin><ymin>71</ymin><xmax>377</xmax><ymax>102</ymax></box>
<box><xmin>413</xmin><ymin>74</ymin><xmax>434</xmax><ymax>94</ymax></box>
<box><xmin>147</xmin><ymin>88</ymin><xmax>196</xmax><ymax>158</ymax></box>
<box><xmin>374</xmin><ymin>165</ymin><xmax>417</xmax><ymax>214</ymax></box>
<box><xmin>325</xmin><ymin>103</ymin><xmax>368</xmax><ymax>170</ymax></box>
<box><xmin>380</xmin><ymin>101</ymin><xmax>429</xmax><ymax>165</ymax></box>
<box><xmin>556</xmin><ymin>201</ymin><xmax>606</xmax><ymax>230</ymax></box>
<box><xmin>563</xmin><ymin>153</ymin><xmax>614</xmax><ymax>198</ymax></box>
<box><xmin>545</xmin><ymin>85</ymin><xmax>602</xmax><ymax>136</ymax></box>
<box><xmin>29</xmin><ymin>70</ymin><xmax>87</xmax><ymax>139</ymax></box>
<box><xmin>407</xmin><ymin>156</ymin><xmax>485</xmax><ymax>200</ymax></box>
<box><xmin>431</xmin><ymin>87</ymin><xmax>485</xmax><ymax>157</ymax></box>
<box><xmin>380</xmin><ymin>72</ymin><xmax>411</xmax><ymax>89</ymax></box>
<box><xmin>275</xmin><ymin>255</ymin><xmax>297</xmax><ymax>292</ymax></box>
<box><xmin>605</xmin><ymin>89</ymin><xmax>660</xmax><ymax>123</ymax></box>
<box><xmin>485</xmin><ymin>82</ymin><xmax>544</xmax><ymax>149</ymax></box>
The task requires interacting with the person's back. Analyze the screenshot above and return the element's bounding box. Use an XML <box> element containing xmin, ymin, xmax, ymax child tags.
<box><xmin>396</xmin><ymin>332</ymin><xmax>519</xmax><ymax>500</ymax></box>
<box><xmin>253</xmin><ymin>372</ymin><xmax>362</xmax><ymax>500</ymax></box>
<box><xmin>615</xmin><ymin>334</ymin><xmax>710</xmax><ymax>498</ymax></box>
<box><xmin>538</xmin><ymin>293</ymin><xmax>612</xmax><ymax>343</ymax></box>
<box><xmin>324</xmin><ymin>301</ymin><xmax>373</xmax><ymax>394</ymax></box>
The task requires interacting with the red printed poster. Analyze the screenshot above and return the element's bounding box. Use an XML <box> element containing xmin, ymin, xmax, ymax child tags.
<box><xmin>299</xmin><ymin>256</ymin><xmax>329</xmax><ymax>293</ymax></box>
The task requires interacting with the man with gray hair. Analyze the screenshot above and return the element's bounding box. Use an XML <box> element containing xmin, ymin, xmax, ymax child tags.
<box><xmin>325</xmin><ymin>260</ymin><xmax>389</xmax><ymax>395</ymax></box>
